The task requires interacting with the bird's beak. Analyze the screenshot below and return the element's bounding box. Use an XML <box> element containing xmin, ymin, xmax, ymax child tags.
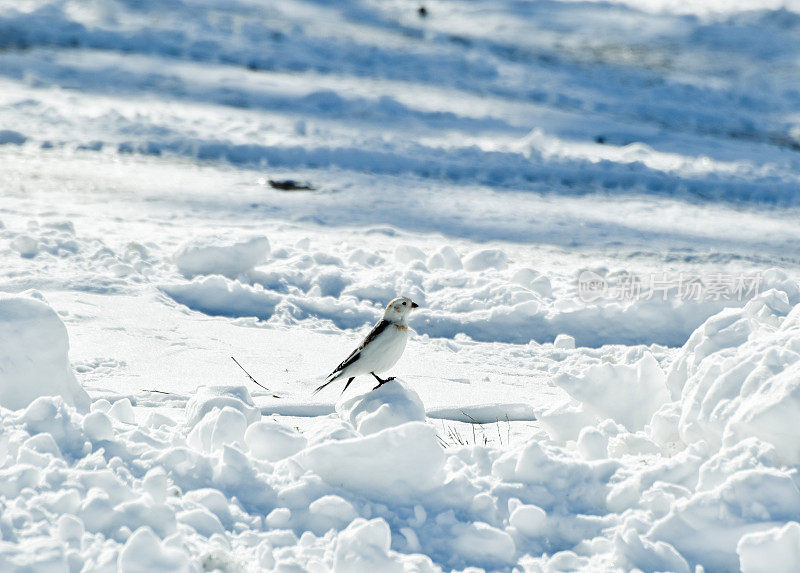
<box><xmin>411</xmin><ymin>301</ymin><xmax>419</xmax><ymax>309</ymax></box>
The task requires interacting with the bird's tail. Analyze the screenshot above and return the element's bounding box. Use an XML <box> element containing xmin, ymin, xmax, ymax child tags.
<box><xmin>312</xmin><ymin>373</ymin><xmax>339</xmax><ymax>395</ymax></box>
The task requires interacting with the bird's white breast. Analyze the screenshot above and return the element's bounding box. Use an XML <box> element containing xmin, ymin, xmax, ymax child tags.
<box><xmin>349</xmin><ymin>324</ymin><xmax>408</xmax><ymax>375</ymax></box>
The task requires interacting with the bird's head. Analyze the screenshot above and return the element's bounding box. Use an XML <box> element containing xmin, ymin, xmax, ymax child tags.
<box><xmin>383</xmin><ymin>296</ymin><xmax>419</xmax><ymax>323</ymax></box>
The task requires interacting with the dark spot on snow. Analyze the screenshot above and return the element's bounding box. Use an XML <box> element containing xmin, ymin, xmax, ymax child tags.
<box><xmin>0</xmin><ymin>130</ymin><xmax>27</xmax><ymax>145</ymax></box>
<box><xmin>268</xmin><ymin>179</ymin><xmax>315</xmax><ymax>191</ymax></box>
<box><xmin>77</xmin><ymin>141</ymin><xmax>104</xmax><ymax>152</ymax></box>
<box><xmin>595</xmin><ymin>136</ymin><xmax>606</xmax><ymax>144</ymax></box>
<box><xmin>418</xmin><ymin>6</ymin><xmax>428</xmax><ymax>17</ymax></box>
<box><xmin>448</xmin><ymin>35</ymin><xmax>472</xmax><ymax>47</ymax></box>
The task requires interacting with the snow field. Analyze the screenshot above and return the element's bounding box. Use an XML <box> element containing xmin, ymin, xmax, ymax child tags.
<box><xmin>3</xmin><ymin>290</ymin><xmax>800</xmax><ymax>570</ymax></box>
<box><xmin>153</xmin><ymin>229</ymin><xmax>796</xmax><ymax>348</ymax></box>
<box><xmin>2</xmin><ymin>0</ymin><xmax>800</xmax><ymax>570</ymax></box>
<box><xmin>2</xmin><ymin>156</ymin><xmax>800</xmax><ymax>570</ymax></box>
<box><xmin>6</xmin><ymin>180</ymin><xmax>781</xmax><ymax>350</ymax></box>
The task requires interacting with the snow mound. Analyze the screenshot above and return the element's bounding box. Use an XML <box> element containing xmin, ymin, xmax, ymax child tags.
<box><xmin>553</xmin><ymin>333</ymin><xmax>575</xmax><ymax>349</ymax></box>
<box><xmin>295</xmin><ymin>422</ymin><xmax>446</xmax><ymax>503</ymax></box>
<box><xmin>738</xmin><ymin>521</ymin><xmax>800</xmax><ymax>573</ymax></box>
<box><xmin>245</xmin><ymin>419</ymin><xmax>307</xmax><ymax>461</ymax></box>
<box><xmin>118</xmin><ymin>526</ymin><xmax>191</xmax><ymax>573</ymax></box>
<box><xmin>11</xmin><ymin>234</ymin><xmax>39</xmax><ymax>258</ymax></box>
<box><xmin>334</xmin><ymin>518</ymin><xmax>437</xmax><ymax>573</ymax></box>
<box><xmin>336</xmin><ymin>380</ymin><xmax>426</xmax><ymax>435</ymax></box>
<box><xmin>668</xmin><ymin>290</ymin><xmax>800</xmax><ymax>461</ymax></box>
<box><xmin>463</xmin><ymin>249</ymin><xmax>508</xmax><ymax>272</ymax></box>
<box><xmin>426</xmin><ymin>246</ymin><xmax>462</xmax><ymax>271</ymax></box>
<box><xmin>650</xmin><ymin>466</ymin><xmax>800</xmax><ymax>571</ymax></box>
<box><xmin>554</xmin><ymin>353</ymin><xmax>670</xmax><ymax>432</ymax></box>
<box><xmin>83</xmin><ymin>410</ymin><xmax>114</xmax><ymax>441</ymax></box>
<box><xmin>174</xmin><ymin>235</ymin><xmax>270</xmax><ymax>278</ymax></box>
<box><xmin>0</xmin><ymin>291</ymin><xmax>90</xmax><ymax>412</ymax></box>
<box><xmin>185</xmin><ymin>385</ymin><xmax>260</xmax><ymax>428</ymax></box>
<box><xmin>161</xmin><ymin>275</ymin><xmax>280</xmax><ymax>320</ymax></box>
<box><xmin>187</xmin><ymin>405</ymin><xmax>248</xmax><ymax>453</ymax></box>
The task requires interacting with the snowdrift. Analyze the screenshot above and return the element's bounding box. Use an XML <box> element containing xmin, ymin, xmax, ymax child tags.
<box><xmin>536</xmin><ymin>288</ymin><xmax>800</xmax><ymax>571</ymax></box>
<box><xmin>0</xmin><ymin>291</ymin><xmax>89</xmax><ymax>412</ymax></box>
<box><xmin>157</xmin><ymin>231</ymin><xmax>800</xmax><ymax>349</ymax></box>
<box><xmin>3</xmin><ymin>292</ymin><xmax>800</xmax><ymax>570</ymax></box>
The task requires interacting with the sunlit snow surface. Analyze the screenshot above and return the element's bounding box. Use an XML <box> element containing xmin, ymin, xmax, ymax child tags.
<box><xmin>2</xmin><ymin>0</ymin><xmax>800</xmax><ymax>571</ymax></box>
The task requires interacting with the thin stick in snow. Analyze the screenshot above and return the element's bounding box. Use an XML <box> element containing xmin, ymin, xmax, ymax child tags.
<box><xmin>231</xmin><ymin>356</ymin><xmax>281</xmax><ymax>398</ymax></box>
<box><xmin>460</xmin><ymin>409</ymin><xmax>482</xmax><ymax>445</ymax></box>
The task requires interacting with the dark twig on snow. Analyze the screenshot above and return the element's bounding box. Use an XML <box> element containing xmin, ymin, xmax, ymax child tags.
<box><xmin>268</xmin><ymin>179</ymin><xmax>315</xmax><ymax>191</ymax></box>
<box><xmin>459</xmin><ymin>410</ymin><xmax>491</xmax><ymax>445</ymax></box>
<box><xmin>231</xmin><ymin>356</ymin><xmax>281</xmax><ymax>398</ymax></box>
<box><xmin>459</xmin><ymin>409</ymin><xmax>480</xmax><ymax>425</ymax></box>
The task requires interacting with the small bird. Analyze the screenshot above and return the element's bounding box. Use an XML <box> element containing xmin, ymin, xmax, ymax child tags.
<box><xmin>314</xmin><ymin>296</ymin><xmax>419</xmax><ymax>395</ymax></box>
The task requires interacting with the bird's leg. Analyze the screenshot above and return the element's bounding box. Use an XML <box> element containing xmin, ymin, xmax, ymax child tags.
<box><xmin>371</xmin><ymin>372</ymin><xmax>395</xmax><ymax>390</ymax></box>
<box><xmin>341</xmin><ymin>377</ymin><xmax>355</xmax><ymax>395</ymax></box>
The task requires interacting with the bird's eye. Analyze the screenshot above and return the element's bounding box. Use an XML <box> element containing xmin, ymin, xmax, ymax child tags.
<box><xmin>402</xmin><ymin>302</ymin><xmax>407</xmax><ymax>305</ymax></box>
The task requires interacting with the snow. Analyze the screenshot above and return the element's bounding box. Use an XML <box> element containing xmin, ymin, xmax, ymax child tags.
<box><xmin>2</xmin><ymin>0</ymin><xmax>800</xmax><ymax>570</ymax></box>
<box><xmin>333</xmin><ymin>518</ymin><xmax>436</xmax><ymax>573</ymax></box>
<box><xmin>296</xmin><ymin>421</ymin><xmax>447</xmax><ymax>504</ymax></box>
<box><xmin>245</xmin><ymin>420</ymin><xmax>307</xmax><ymax>462</ymax></box>
<box><xmin>161</xmin><ymin>276</ymin><xmax>281</xmax><ymax>321</ymax></box>
<box><xmin>554</xmin><ymin>352</ymin><xmax>670</xmax><ymax>432</ymax></box>
<box><xmin>337</xmin><ymin>380</ymin><xmax>427</xmax><ymax>435</ymax></box>
<box><xmin>174</xmin><ymin>236</ymin><xmax>270</xmax><ymax>279</ymax></box>
<box><xmin>738</xmin><ymin>521</ymin><xmax>800</xmax><ymax>573</ymax></box>
<box><xmin>185</xmin><ymin>385</ymin><xmax>260</xmax><ymax>428</ymax></box>
<box><xmin>83</xmin><ymin>410</ymin><xmax>114</xmax><ymax>442</ymax></box>
<box><xmin>553</xmin><ymin>333</ymin><xmax>576</xmax><ymax>350</ymax></box>
<box><xmin>463</xmin><ymin>249</ymin><xmax>509</xmax><ymax>272</ymax></box>
<box><xmin>0</xmin><ymin>292</ymin><xmax>90</xmax><ymax>412</ymax></box>
<box><xmin>118</xmin><ymin>527</ymin><xmax>191</xmax><ymax>573</ymax></box>
<box><xmin>508</xmin><ymin>501</ymin><xmax>548</xmax><ymax>538</ymax></box>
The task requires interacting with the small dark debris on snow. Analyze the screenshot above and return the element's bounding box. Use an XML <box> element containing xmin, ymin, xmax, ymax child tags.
<box><xmin>418</xmin><ymin>6</ymin><xmax>428</xmax><ymax>17</ymax></box>
<box><xmin>595</xmin><ymin>136</ymin><xmax>606</xmax><ymax>144</ymax></box>
<box><xmin>448</xmin><ymin>35</ymin><xmax>472</xmax><ymax>47</ymax></box>
<box><xmin>268</xmin><ymin>179</ymin><xmax>315</xmax><ymax>191</ymax></box>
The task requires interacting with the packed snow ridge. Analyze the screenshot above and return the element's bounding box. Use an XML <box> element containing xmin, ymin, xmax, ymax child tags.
<box><xmin>152</xmin><ymin>234</ymin><xmax>797</xmax><ymax>348</ymax></box>
<box><xmin>3</xmin><ymin>288</ymin><xmax>800</xmax><ymax>571</ymax></box>
<box><xmin>2</xmin><ymin>0</ymin><xmax>800</xmax><ymax>571</ymax></box>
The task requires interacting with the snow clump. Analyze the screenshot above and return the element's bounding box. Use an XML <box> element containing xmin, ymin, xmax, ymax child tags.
<box><xmin>174</xmin><ymin>235</ymin><xmax>270</xmax><ymax>278</ymax></box>
<box><xmin>0</xmin><ymin>291</ymin><xmax>90</xmax><ymax>412</ymax></box>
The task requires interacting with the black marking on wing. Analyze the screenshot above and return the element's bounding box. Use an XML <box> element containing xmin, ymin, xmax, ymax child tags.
<box><xmin>327</xmin><ymin>319</ymin><xmax>391</xmax><ymax>378</ymax></box>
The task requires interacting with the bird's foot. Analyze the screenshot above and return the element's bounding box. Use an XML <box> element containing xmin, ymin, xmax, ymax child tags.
<box><xmin>371</xmin><ymin>373</ymin><xmax>395</xmax><ymax>390</ymax></box>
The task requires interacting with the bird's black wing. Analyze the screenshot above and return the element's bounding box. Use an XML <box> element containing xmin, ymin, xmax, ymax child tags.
<box><xmin>327</xmin><ymin>319</ymin><xmax>391</xmax><ymax>378</ymax></box>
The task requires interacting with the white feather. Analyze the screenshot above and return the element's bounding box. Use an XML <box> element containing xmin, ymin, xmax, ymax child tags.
<box><xmin>337</xmin><ymin>324</ymin><xmax>408</xmax><ymax>379</ymax></box>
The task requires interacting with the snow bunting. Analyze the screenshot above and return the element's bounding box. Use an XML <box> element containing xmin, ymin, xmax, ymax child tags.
<box><xmin>314</xmin><ymin>296</ymin><xmax>419</xmax><ymax>395</ymax></box>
